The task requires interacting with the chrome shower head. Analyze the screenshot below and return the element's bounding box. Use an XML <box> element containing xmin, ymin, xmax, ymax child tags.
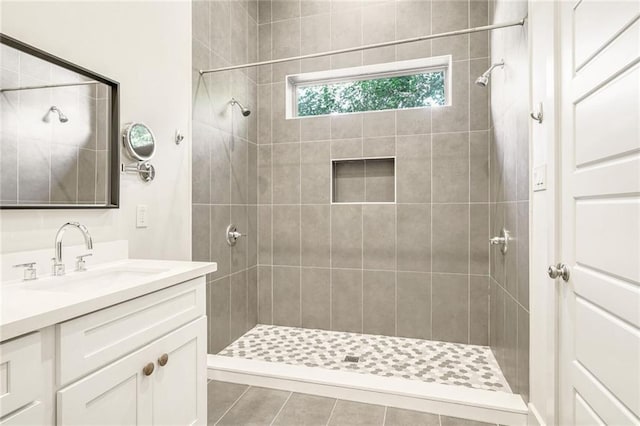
<box><xmin>230</xmin><ymin>98</ymin><xmax>251</xmax><ymax>117</ymax></box>
<box><xmin>474</xmin><ymin>75</ymin><xmax>489</xmax><ymax>87</ymax></box>
<box><xmin>475</xmin><ymin>60</ymin><xmax>505</xmax><ymax>87</ymax></box>
<box><xmin>49</xmin><ymin>106</ymin><xmax>69</xmax><ymax>123</ymax></box>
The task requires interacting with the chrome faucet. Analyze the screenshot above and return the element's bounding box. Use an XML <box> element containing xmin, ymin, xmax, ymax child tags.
<box><xmin>52</xmin><ymin>222</ymin><xmax>93</xmax><ymax>276</ymax></box>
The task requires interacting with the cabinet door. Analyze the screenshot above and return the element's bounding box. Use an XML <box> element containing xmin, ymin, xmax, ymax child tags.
<box><xmin>57</xmin><ymin>341</ymin><xmax>153</xmax><ymax>425</ymax></box>
<box><xmin>152</xmin><ymin>317</ymin><xmax>207</xmax><ymax>426</ymax></box>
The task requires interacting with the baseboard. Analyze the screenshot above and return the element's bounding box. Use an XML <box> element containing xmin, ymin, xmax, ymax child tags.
<box><xmin>208</xmin><ymin>355</ymin><xmax>528</xmax><ymax>426</ymax></box>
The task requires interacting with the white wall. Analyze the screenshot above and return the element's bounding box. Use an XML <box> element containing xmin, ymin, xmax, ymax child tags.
<box><xmin>0</xmin><ymin>1</ymin><xmax>192</xmax><ymax>260</ymax></box>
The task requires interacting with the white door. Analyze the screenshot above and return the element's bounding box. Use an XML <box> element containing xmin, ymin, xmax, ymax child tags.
<box><xmin>152</xmin><ymin>317</ymin><xmax>207</xmax><ymax>426</ymax></box>
<box><xmin>558</xmin><ymin>1</ymin><xmax>640</xmax><ymax>425</ymax></box>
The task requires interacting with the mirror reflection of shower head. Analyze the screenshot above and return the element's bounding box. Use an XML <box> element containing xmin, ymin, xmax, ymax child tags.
<box><xmin>48</xmin><ymin>106</ymin><xmax>69</xmax><ymax>123</ymax></box>
<box><xmin>475</xmin><ymin>60</ymin><xmax>505</xmax><ymax>87</ymax></box>
<box><xmin>230</xmin><ymin>98</ymin><xmax>251</xmax><ymax>117</ymax></box>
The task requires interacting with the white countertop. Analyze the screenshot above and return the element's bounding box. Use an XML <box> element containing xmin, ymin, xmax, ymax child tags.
<box><xmin>0</xmin><ymin>258</ymin><xmax>216</xmax><ymax>342</ymax></box>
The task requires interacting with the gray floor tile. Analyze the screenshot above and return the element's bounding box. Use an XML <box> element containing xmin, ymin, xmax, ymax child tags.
<box><xmin>384</xmin><ymin>407</ymin><xmax>440</xmax><ymax>426</ymax></box>
<box><xmin>216</xmin><ymin>386</ymin><xmax>291</xmax><ymax>426</ymax></box>
<box><xmin>272</xmin><ymin>393</ymin><xmax>337</xmax><ymax>426</ymax></box>
<box><xmin>328</xmin><ymin>400</ymin><xmax>386</xmax><ymax>426</ymax></box>
<box><xmin>440</xmin><ymin>415</ymin><xmax>497</xmax><ymax>426</ymax></box>
<box><xmin>207</xmin><ymin>381</ymin><xmax>249</xmax><ymax>425</ymax></box>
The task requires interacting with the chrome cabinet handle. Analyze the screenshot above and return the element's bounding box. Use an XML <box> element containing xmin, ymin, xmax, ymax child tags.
<box><xmin>142</xmin><ymin>362</ymin><xmax>155</xmax><ymax>376</ymax></box>
<box><xmin>548</xmin><ymin>263</ymin><xmax>570</xmax><ymax>282</ymax></box>
<box><xmin>158</xmin><ymin>353</ymin><xmax>169</xmax><ymax>367</ymax></box>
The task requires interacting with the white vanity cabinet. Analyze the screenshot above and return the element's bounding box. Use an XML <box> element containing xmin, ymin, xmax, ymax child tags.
<box><xmin>0</xmin><ymin>332</ymin><xmax>46</xmax><ymax>425</ymax></box>
<box><xmin>0</xmin><ymin>275</ymin><xmax>208</xmax><ymax>426</ymax></box>
<box><xmin>57</xmin><ymin>317</ymin><xmax>206</xmax><ymax>425</ymax></box>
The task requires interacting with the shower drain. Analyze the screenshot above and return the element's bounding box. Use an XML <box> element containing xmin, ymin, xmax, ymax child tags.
<box><xmin>343</xmin><ymin>355</ymin><xmax>360</xmax><ymax>363</ymax></box>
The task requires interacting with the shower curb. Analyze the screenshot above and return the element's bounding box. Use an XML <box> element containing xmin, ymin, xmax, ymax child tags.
<box><xmin>207</xmin><ymin>355</ymin><xmax>528</xmax><ymax>426</ymax></box>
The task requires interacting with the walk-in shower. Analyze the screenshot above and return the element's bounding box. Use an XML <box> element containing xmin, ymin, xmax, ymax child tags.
<box><xmin>193</xmin><ymin>0</ymin><xmax>530</xmax><ymax>422</ymax></box>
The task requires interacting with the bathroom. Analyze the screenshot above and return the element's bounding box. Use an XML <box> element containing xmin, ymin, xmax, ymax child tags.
<box><xmin>0</xmin><ymin>1</ymin><xmax>638</xmax><ymax>425</ymax></box>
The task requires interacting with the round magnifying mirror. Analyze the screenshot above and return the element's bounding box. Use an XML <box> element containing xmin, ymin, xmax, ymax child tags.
<box><xmin>122</xmin><ymin>122</ymin><xmax>156</xmax><ymax>161</ymax></box>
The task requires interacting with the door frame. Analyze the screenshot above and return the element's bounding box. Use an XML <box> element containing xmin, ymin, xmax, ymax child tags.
<box><xmin>528</xmin><ymin>1</ymin><xmax>563</xmax><ymax>425</ymax></box>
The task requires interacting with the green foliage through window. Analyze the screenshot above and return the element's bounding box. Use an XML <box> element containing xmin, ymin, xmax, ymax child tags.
<box><xmin>296</xmin><ymin>70</ymin><xmax>446</xmax><ymax>117</ymax></box>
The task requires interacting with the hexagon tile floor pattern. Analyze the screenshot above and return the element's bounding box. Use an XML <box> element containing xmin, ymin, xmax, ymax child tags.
<box><xmin>218</xmin><ymin>325</ymin><xmax>511</xmax><ymax>393</ymax></box>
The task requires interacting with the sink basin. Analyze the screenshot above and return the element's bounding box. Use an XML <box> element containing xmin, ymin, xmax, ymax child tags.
<box><xmin>19</xmin><ymin>266</ymin><xmax>169</xmax><ymax>294</ymax></box>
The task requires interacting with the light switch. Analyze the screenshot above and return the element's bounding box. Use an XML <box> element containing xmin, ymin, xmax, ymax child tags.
<box><xmin>136</xmin><ymin>204</ymin><xmax>149</xmax><ymax>228</ymax></box>
<box><xmin>533</xmin><ymin>165</ymin><xmax>547</xmax><ymax>192</ymax></box>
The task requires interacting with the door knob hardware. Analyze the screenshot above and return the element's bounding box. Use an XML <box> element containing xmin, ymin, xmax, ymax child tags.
<box><xmin>142</xmin><ymin>362</ymin><xmax>155</xmax><ymax>376</ymax></box>
<box><xmin>158</xmin><ymin>353</ymin><xmax>169</xmax><ymax>367</ymax></box>
<box><xmin>548</xmin><ymin>263</ymin><xmax>570</xmax><ymax>282</ymax></box>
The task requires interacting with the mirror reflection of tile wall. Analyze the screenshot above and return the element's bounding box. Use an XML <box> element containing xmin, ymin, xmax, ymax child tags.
<box><xmin>0</xmin><ymin>43</ymin><xmax>111</xmax><ymax>206</ymax></box>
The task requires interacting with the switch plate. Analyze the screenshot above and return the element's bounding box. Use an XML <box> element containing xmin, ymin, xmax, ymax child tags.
<box><xmin>533</xmin><ymin>165</ymin><xmax>547</xmax><ymax>192</ymax></box>
<box><xmin>136</xmin><ymin>204</ymin><xmax>149</xmax><ymax>228</ymax></box>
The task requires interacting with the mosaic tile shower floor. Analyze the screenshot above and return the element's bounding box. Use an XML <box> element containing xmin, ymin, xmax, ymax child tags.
<box><xmin>219</xmin><ymin>325</ymin><xmax>511</xmax><ymax>393</ymax></box>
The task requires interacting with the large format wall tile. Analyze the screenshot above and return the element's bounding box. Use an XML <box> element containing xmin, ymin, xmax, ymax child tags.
<box><xmin>432</xmin><ymin>273</ymin><xmax>469</xmax><ymax>344</ymax></box>
<box><xmin>195</xmin><ymin>0</ymin><xmax>498</xmax><ymax>353</ymax></box>
<box><xmin>331</xmin><ymin>268</ymin><xmax>363</xmax><ymax>333</ymax></box>
<box><xmin>193</xmin><ymin>0</ymin><xmax>259</xmax><ymax>356</ymax></box>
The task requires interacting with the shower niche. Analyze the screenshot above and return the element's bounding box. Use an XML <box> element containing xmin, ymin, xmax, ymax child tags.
<box><xmin>331</xmin><ymin>157</ymin><xmax>395</xmax><ymax>203</ymax></box>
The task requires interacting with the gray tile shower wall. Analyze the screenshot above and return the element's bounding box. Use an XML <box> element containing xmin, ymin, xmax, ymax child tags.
<box><xmin>253</xmin><ymin>0</ymin><xmax>492</xmax><ymax>347</ymax></box>
<box><xmin>192</xmin><ymin>0</ymin><xmax>259</xmax><ymax>353</ymax></box>
<box><xmin>488</xmin><ymin>0</ymin><xmax>529</xmax><ymax>401</ymax></box>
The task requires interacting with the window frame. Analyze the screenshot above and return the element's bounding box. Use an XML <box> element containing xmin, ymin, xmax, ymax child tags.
<box><xmin>285</xmin><ymin>55</ymin><xmax>452</xmax><ymax>119</ymax></box>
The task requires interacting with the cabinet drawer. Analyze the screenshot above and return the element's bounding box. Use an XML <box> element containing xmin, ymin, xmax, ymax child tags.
<box><xmin>0</xmin><ymin>332</ymin><xmax>42</xmax><ymax>419</ymax></box>
<box><xmin>57</xmin><ymin>277</ymin><xmax>205</xmax><ymax>386</ymax></box>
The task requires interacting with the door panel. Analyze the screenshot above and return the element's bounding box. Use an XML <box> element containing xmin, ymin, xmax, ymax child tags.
<box><xmin>573</xmin><ymin>0</ymin><xmax>639</xmax><ymax>69</ymax></box>
<box><xmin>575</xmin><ymin>393</ymin><xmax>605</xmax><ymax>426</ymax></box>
<box><xmin>57</xmin><ymin>340</ymin><xmax>153</xmax><ymax>425</ymax></box>
<box><xmin>574</xmin><ymin>65</ymin><xmax>639</xmax><ymax>166</ymax></box>
<box><xmin>560</xmin><ymin>2</ymin><xmax>640</xmax><ymax>425</ymax></box>
<box><xmin>573</xmin><ymin>362</ymin><xmax>638</xmax><ymax>425</ymax></box>
<box><xmin>153</xmin><ymin>317</ymin><xmax>207</xmax><ymax>426</ymax></box>
<box><xmin>575</xmin><ymin>200</ymin><xmax>640</xmax><ymax>282</ymax></box>
<box><xmin>575</xmin><ymin>298</ymin><xmax>640</xmax><ymax>415</ymax></box>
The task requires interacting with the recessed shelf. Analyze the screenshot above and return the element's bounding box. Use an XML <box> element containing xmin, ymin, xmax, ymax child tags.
<box><xmin>332</xmin><ymin>157</ymin><xmax>395</xmax><ymax>203</ymax></box>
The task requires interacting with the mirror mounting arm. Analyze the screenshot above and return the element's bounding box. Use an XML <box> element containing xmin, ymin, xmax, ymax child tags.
<box><xmin>121</xmin><ymin>161</ymin><xmax>155</xmax><ymax>182</ymax></box>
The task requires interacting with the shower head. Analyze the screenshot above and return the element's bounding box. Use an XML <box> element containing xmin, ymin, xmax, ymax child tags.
<box><xmin>230</xmin><ymin>98</ymin><xmax>251</xmax><ymax>117</ymax></box>
<box><xmin>475</xmin><ymin>60</ymin><xmax>505</xmax><ymax>87</ymax></box>
<box><xmin>48</xmin><ymin>106</ymin><xmax>69</xmax><ymax>123</ymax></box>
<box><xmin>475</xmin><ymin>75</ymin><xmax>490</xmax><ymax>87</ymax></box>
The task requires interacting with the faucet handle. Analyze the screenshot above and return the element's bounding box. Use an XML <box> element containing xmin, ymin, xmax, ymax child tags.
<box><xmin>51</xmin><ymin>257</ymin><xmax>66</xmax><ymax>276</ymax></box>
<box><xmin>13</xmin><ymin>262</ymin><xmax>38</xmax><ymax>281</ymax></box>
<box><xmin>75</xmin><ymin>253</ymin><xmax>93</xmax><ymax>272</ymax></box>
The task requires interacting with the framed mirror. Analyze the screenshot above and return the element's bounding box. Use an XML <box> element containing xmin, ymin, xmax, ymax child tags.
<box><xmin>0</xmin><ymin>33</ymin><xmax>119</xmax><ymax>209</ymax></box>
<box><xmin>122</xmin><ymin>122</ymin><xmax>155</xmax><ymax>161</ymax></box>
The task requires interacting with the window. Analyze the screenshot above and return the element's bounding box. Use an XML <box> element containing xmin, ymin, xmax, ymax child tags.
<box><xmin>286</xmin><ymin>56</ymin><xmax>451</xmax><ymax>118</ymax></box>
